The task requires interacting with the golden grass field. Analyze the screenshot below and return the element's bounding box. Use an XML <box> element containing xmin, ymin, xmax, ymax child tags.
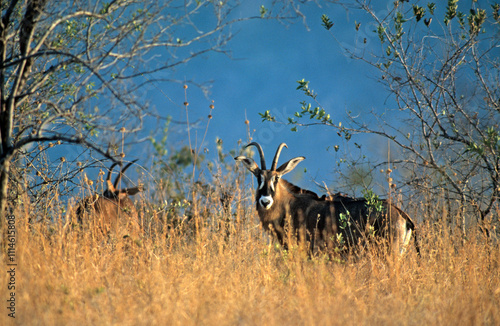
<box><xmin>1</xmin><ymin>189</ymin><xmax>499</xmax><ymax>326</ymax></box>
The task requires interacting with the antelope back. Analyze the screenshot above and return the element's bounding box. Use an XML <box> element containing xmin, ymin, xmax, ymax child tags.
<box><xmin>312</xmin><ymin>197</ymin><xmax>416</xmax><ymax>255</ymax></box>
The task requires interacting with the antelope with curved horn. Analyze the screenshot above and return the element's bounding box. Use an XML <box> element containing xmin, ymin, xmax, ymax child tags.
<box><xmin>76</xmin><ymin>160</ymin><xmax>143</xmax><ymax>238</ymax></box>
<box><xmin>235</xmin><ymin>142</ymin><xmax>419</xmax><ymax>256</ymax></box>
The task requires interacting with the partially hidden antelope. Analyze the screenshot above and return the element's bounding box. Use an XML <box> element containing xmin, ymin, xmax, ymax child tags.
<box><xmin>76</xmin><ymin>160</ymin><xmax>143</xmax><ymax>238</ymax></box>
<box><xmin>235</xmin><ymin>142</ymin><xmax>419</xmax><ymax>256</ymax></box>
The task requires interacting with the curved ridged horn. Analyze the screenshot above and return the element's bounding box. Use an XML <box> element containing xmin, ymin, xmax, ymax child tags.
<box><xmin>114</xmin><ymin>159</ymin><xmax>138</xmax><ymax>189</ymax></box>
<box><xmin>245</xmin><ymin>142</ymin><xmax>266</xmax><ymax>170</ymax></box>
<box><xmin>271</xmin><ymin>143</ymin><xmax>288</xmax><ymax>171</ymax></box>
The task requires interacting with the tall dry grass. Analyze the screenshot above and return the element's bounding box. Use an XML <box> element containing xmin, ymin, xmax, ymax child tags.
<box><xmin>1</xmin><ymin>184</ymin><xmax>499</xmax><ymax>326</ymax></box>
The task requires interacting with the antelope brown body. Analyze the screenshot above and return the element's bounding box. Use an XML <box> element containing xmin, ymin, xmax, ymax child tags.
<box><xmin>76</xmin><ymin>160</ymin><xmax>142</xmax><ymax>238</ymax></box>
<box><xmin>235</xmin><ymin>142</ymin><xmax>419</xmax><ymax>255</ymax></box>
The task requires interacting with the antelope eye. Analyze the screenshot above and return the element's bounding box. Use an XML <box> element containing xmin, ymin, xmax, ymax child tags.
<box><xmin>272</xmin><ymin>176</ymin><xmax>280</xmax><ymax>185</ymax></box>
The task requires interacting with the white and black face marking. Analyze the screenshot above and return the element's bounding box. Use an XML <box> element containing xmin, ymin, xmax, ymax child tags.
<box><xmin>257</xmin><ymin>171</ymin><xmax>280</xmax><ymax>210</ymax></box>
<box><xmin>235</xmin><ymin>146</ymin><xmax>305</xmax><ymax>211</ymax></box>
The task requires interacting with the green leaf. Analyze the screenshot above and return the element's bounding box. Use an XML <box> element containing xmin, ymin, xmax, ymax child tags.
<box><xmin>493</xmin><ymin>4</ymin><xmax>500</xmax><ymax>22</ymax></box>
<box><xmin>296</xmin><ymin>79</ymin><xmax>309</xmax><ymax>90</ymax></box>
<box><xmin>259</xmin><ymin>5</ymin><xmax>268</xmax><ymax>18</ymax></box>
<box><xmin>413</xmin><ymin>5</ymin><xmax>426</xmax><ymax>22</ymax></box>
<box><xmin>428</xmin><ymin>3</ymin><xmax>436</xmax><ymax>15</ymax></box>
<box><xmin>376</xmin><ymin>24</ymin><xmax>386</xmax><ymax>43</ymax></box>
<box><xmin>259</xmin><ymin>110</ymin><xmax>276</xmax><ymax>122</ymax></box>
<box><xmin>445</xmin><ymin>0</ymin><xmax>459</xmax><ymax>25</ymax></box>
<box><xmin>321</xmin><ymin>14</ymin><xmax>334</xmax><ymax>30</ymax></box>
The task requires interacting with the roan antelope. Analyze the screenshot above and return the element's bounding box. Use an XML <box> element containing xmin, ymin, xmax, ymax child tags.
<box><xmin>76</xmin><ymin>160</ymin><xmax>143</xmax><ymax>238</ymax></box>
<box><xmin>235</xmin><ymin>142</ymin><xmax>419</xmax><ymax>256</ymax></box>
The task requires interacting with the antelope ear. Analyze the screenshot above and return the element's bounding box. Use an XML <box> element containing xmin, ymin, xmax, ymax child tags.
<box><xmin>234</xmin><ymin>156</ymin><xmax>260</xmax><ymax>176</ymax></box>
<box><xmin>123</xmin><ymin>186</ymin><xmax>142</xmax><ymax>196</ymax></box>
<box><xmin>276</xmin><ymin>156</ymin><xmax>305</xmax><ymax>176</ymax></box>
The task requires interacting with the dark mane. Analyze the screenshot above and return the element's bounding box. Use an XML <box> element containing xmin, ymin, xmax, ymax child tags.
<box><xmin>325</xmin><ymin>192</ymin><xmax>359</xmax><ymax>202</ymax></box>
<box><xmin>281</xmin><ymin>180</ymin><xmax>363</xmax><ymax>202</ymax></box>
<box><xmin>281</xmin><ymin>179</ymin><xmax>321</xmax><ymax>199</ymax></box>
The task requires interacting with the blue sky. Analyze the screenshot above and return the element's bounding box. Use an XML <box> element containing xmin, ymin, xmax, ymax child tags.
<box><xmin>137</xmin><ymin>1</ymin><xmax>394</xmax><ymax>194</ymax></box>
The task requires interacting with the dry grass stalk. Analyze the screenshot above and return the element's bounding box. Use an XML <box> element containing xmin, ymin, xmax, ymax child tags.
<box><xmin>2</xmin><ymin>171</ymin><xmax>499</xmax><ymax>325</ymax></box>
